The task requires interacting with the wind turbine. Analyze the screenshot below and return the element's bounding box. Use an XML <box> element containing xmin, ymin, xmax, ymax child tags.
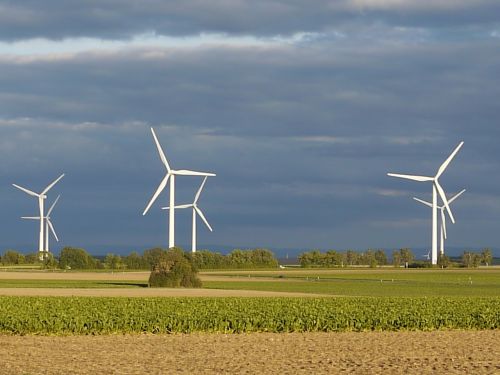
<box><xmin>22</xmin><ymin>195</ymin><xmax>61</xmax><ymax>257</ymax></box>
<box><xmin>414</xmin><ymin>189</ymin><xmax>466</xmax><ymax>256</ymax></box>
<box><xmin>13</xmin><ymin>174</ymin><xmax>64</xmax><ymax>260</ymax></box>
<box><xmin>387</xmin><ymin>141</ymin><xmax>463</xmax><ymax>265</ymax></box>
<box><xmin>162</xmin><ymin>176</ymin><xmax>213</xmax><ymax>253</ymax></box>
<box><xmin>142</xmin><ymin>127</ymin><xmax>216</xmax><ymax>248</ymax></box>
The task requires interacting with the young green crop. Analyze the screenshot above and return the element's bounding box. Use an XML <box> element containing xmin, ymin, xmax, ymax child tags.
<box><xmin>0</xmin><ymin>296</ymin><xmax>498</xmax><ymax>335</ymax></box>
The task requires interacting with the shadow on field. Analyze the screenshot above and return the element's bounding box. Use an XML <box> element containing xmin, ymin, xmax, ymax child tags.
<box><xmin>97</xmin><ymin>282</ymin><xmax>149</xmax><ymax>288</ymax></box>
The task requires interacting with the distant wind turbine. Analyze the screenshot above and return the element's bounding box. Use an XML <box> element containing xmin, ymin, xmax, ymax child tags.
<box><xmin>142</xmin><ymin>127</ymin><xmax>215</xmax><ymax>248</ymax></box>
<box><xmin>387</xmin><ymin>141</ymin><xmax>464</xmax><ymax>265</ymax></box>
<box><xmin>414</xmin><ymin>189</ymin><xmax>466</xmax><ymax>256</ymax></box>
<box><xmin>13</xmin><ymin>174</ymin><xmax>64</xmax><ymax>260</ymax></box>
<box><xmin>22</xmin><ymin>195</ymin><xmax>61</xmax><ymax>257</ymax></box>
<box><xmin>162</xmin><ymin>176</ymin><xmax>213</xmax><ymax>253</ymax></box>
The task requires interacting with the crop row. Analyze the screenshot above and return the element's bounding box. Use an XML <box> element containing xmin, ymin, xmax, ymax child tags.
<box><xmin>0</xmin><ymin>297</ymin><xmax>498</xmax><ymax>335</ymax></box>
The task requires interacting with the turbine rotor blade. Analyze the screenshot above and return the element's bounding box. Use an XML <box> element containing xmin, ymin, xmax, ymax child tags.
<box><xmin>413</xmin><ymin>197</ymin><xmax>433</xmax><ymax>208</ymax></box>
<box><xmin>387</xmin><ymin>173</ymin><xmax>433</xmax><ymax>182</ymax></box>
<box><xmin>441</xmin><ymin>209</ymin><xmax>447</xmax><ymax>240</ymax></box>
<box><xmin>174</xmin><ymin>169</ymin><xmax>216</xmax><ymax>177</ymax></box>
<box><xmin>47</xmin><ymin>195</ymin><xmax>60</xmax><ymax>216</ymax></box>
<box><xmin>194</xmin><ymin>177</ymin><xmax>208</xmax><ymax>204</ymax></box>
<box><xmin>42</xmin><ymin>174</ymin><xmax>65</xmax><ymax>195</ymax></box>
<box><xmin>13</xmin><ymin>184</ymin><xmax>39</xmax><ymax>197</ymax></box>
<box><xmin>436</xmin><ymin>141</ymin><xmax>464</xmax><ymax>179</ymax></box>
<box><xmin>47</xmin><ymin>219</ymin><xmax>59</xmax><ymax>242</ymax></box>
<box><xmin>150</xmin><ymin>127</ymin><xmax>171</xmax><ymax>171</ymax></box>
<box><xmin>143</xmin><ymin>174</ymin><xmax>170</xmax><ymax>215</ymax></box>
<box><xmin>194</xmin><ymin>206</ymin><xmax>213</xmax><ymax>232</ymax></box>
<box><xmin>21</xmin><ymin>216</ymin><xmax>40</xmax><ymax>220</ymax></box>
<box><xmin>435</xmin><ymin>181</ymin><xmax>455</xmax><ymax>224</ymax></box>
<box><xmin>448</xmin><ymin>189</ymin><xmax>466</xmax><ymax>204</ymax></box>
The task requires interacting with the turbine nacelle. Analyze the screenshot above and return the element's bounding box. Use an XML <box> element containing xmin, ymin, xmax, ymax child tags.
<box><xmin>387</xmin><ymin>141</ymin><xmax>463</xmax><ymax>224</ymax></box>
<box><xmin>142</xmin><ymin>128</ymin><xmax>216</xmax><ymax>216</ymax></box>
<box><xmin>161</xmin><ymin>176</ymin><xmax>213</xmax><ymax>232</ymax></box>
<box><xmin>413</xmin><ymin>189</ymin><xmax>466</xmax><ymax>240</ymax></box>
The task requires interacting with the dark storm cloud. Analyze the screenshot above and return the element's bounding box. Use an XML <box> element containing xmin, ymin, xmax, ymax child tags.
<box><xmin>0</xmin><ymin>3</ymin><xmax>499</xmax><ymax>252</ymax></box>
<box><xmin>1</xmin><ymin>1</ymin><xmax>500</xmax><ymax>41</ymax></box>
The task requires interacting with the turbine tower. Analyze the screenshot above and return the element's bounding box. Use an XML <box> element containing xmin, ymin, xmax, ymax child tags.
<box><xmin>22</xmin><ymin>195</ymin><xmax>61</xmax><ymax>258</ymax></box>
<box><xmin>162</xmin><ymin>176</ymin><xmax>213</xmax><ymax>253</ymax></box>
<box><xmin>414</xmin><ymin>189</ymin><xmax>465</xmax><ymax>256</ymax></box>
<box><xmin>13</xmin><ymin>174</ymin><xmax>64</xmax><ymax>260</ymax></box>
<box><xmin>387</xmin><ymin>141</ymin><xmax>463</xmax><ymax>265</ymax></box>
<box><xmin>142</xmin><ymin>127</ymin><xmax>215</xmax><ymax>248</ymax></box>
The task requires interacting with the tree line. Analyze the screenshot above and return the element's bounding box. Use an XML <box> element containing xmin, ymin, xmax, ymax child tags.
<box><xmin>298</xmin><ymin>248</ymin><xmax>494</xmax><ymax>268</ymax></box>
<box><xmin>0</xmin><ymin>247</ymin><xmax>494</xmax><ymax>269</ymax></box>
<box><xmin>0</xmin><ymin>247</ymin><xmax>278</xmax><ymax>270</ymax></box>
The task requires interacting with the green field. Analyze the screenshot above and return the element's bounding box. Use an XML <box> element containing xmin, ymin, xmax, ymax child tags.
<box><xmin>0</xmin><ymin>268</ymin><xmax>499</xmax><ymax>334</ymax></box>
<box><xmin>203</xmin><ymin>269</ymin><xmax>500</xmax><ymax>297</ymax></box>
<box><xmin>0</xmin><ymin>296</ymin><xmax>498</xmax><ymax>334</ymax></box>
<box><xmin>0</xmin><ymin>268</ymin><xmax>499</xmax><ymax>297</ymax></box>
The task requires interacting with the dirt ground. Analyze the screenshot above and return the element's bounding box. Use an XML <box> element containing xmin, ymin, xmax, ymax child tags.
<box><xmin>1</xmin><ymin>331</ymin><xmax>498</xmax><ymax>374</ymax></box>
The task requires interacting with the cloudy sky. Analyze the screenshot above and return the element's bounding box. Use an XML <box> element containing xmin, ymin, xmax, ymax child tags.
<box><xmin>1</xmin><ymin>1</ymin><xmax>499</xmax><ymax>255</ymax></box>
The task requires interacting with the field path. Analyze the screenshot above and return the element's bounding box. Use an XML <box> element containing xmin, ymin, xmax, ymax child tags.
<box><xmin>1</xmin><ymin>331</ymin><xmax>498</xmax><ymax>374</ymax></box>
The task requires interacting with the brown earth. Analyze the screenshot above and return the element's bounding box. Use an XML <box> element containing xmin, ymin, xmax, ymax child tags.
<box><xmin>1</xmin><ymin>331</ymin><xmax>498</xmax><ymax>374</ymax></box>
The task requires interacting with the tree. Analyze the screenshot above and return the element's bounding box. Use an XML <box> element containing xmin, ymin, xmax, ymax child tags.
<box><xmin>59</xmin><ymin>247</ymin><xmax>96</xmax><ymax>269</ymax></box>
<box><xmin>123</xmin><ymin>251</ymin><xmax>148</xmax><ymax>270</ymax></box>
<box><xmin>1</xmin><ymin>250</ymin><xmax>25</xmax><ymax>265</ymax></box>
<box><xmin>250</xmin><ymin>248</ymin><xmax>278</xmax><ymax>268</ymax></box>
<box><xmin>481</xmin><ymin>248</ymin><xmax>492</xmax><ymax>266</ymax></box>
<box><xmin>148</xmin><ymin>248</ymin><xmax>202</xmax><ymax>288</ymax></box>
<box><xmin>437</xmin><ymin>253</ymin><xmax>451</xmax><ymax>268</ymax></box>
<box><xmin>42</xmin><ymin>253</ymin><xmax>58</xmax><ymax>270</ymax></box>
<box><xmin>392</xmin><ymin>250</ymin><xmax>401</xmax><ymax>267</ymax></box>
<box><xmin>374</xmin><ymin>250</ymin><xmax>387</xmax><ymax>266</ymax></box>
<box><xmin>104</xmin><ymin>253</ymin><xmax>125</xmax><ymax>270</ymax></box>
<box><xmin>24</xmin><ymin>253</ymin><xmax>40</xmax><ymax>264</ymax></box>
<box><xmin>363</xmin><ymin>250</ymin><xmax>377</xmax><ymax>268</ymax></box>
<box><xmin>462</xmin><ymin>251</ymin><xmax>481</xmax><ymax>268</ymax></box>
<box><xmin>345</xmin><ymin>250</ymin><xmax>358</xmax><ymax>266</ymax></box>
<box><xmin>400</xmin><ymin>248</ymin><xmax>414</xmax><ymax>268</ymax></box>
<box><xmin>143</xmin><ymin>248</ymin><xmax>166</xmax><ymax>269</ymax></box>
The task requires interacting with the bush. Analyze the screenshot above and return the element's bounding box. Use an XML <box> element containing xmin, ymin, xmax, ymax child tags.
<box><xmin>148</xmin><ymin>248</ymin><xmax>202</xmax><ymax>288</ymax></box>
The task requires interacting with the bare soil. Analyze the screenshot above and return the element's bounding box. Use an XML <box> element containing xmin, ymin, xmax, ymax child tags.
<box><xmin>1</xmin><ymin>331</ymin><xmax>498</xmax><ymax>374</ymax></box>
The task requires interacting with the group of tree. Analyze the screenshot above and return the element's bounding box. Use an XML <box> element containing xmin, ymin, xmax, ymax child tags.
<box><xmin>462</xmin><ymin>249</ymin><xmax>492</xmax><ymax>268</ymax></box>
<box><xmin>299</xmin><ymin>249</ymin><xmax>388</xmax><ymax>268</ymax></box>
<box><xmin>298</xmin><ymin>248</ymin><xmax>495</xmax><ymax>268</ymax></box>
<box><xmin>1</xmin><ymin>247</ymin><xmax>494</xmax><ymax>269</ymax></box>
<box><xmin>0</xmin><ymin>247</ymin><xmax>279</xmax><ymax>270</ymax></box>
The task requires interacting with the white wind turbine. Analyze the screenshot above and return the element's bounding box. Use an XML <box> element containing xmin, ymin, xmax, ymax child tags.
<box><xmin>142</xmin><ymin>127</ymin><xmax>216</xmax><ymax>248</ymax></box>
<box><xmin>22</xmin><ymin>195</ymin><xmax>61</xmax><ymax>257</ymax></box>
<box><xmin>414</xmin><ymin>189</ymin><xmax>466</xmax><ymax>257</ymax></box>
<box><xmin>387</xmin><ymin>141</ymin><xmax>464</xmax><ymax>265</ymax></box>
<box><xmin>162</xmin><ymin>176</ymin><xmax>213</xmax><ymax>253</ymax></box>
<box><xmin>13</xmin><ymin>174</ymin><xmax>65</xmax><ymax>260</ymax></box>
